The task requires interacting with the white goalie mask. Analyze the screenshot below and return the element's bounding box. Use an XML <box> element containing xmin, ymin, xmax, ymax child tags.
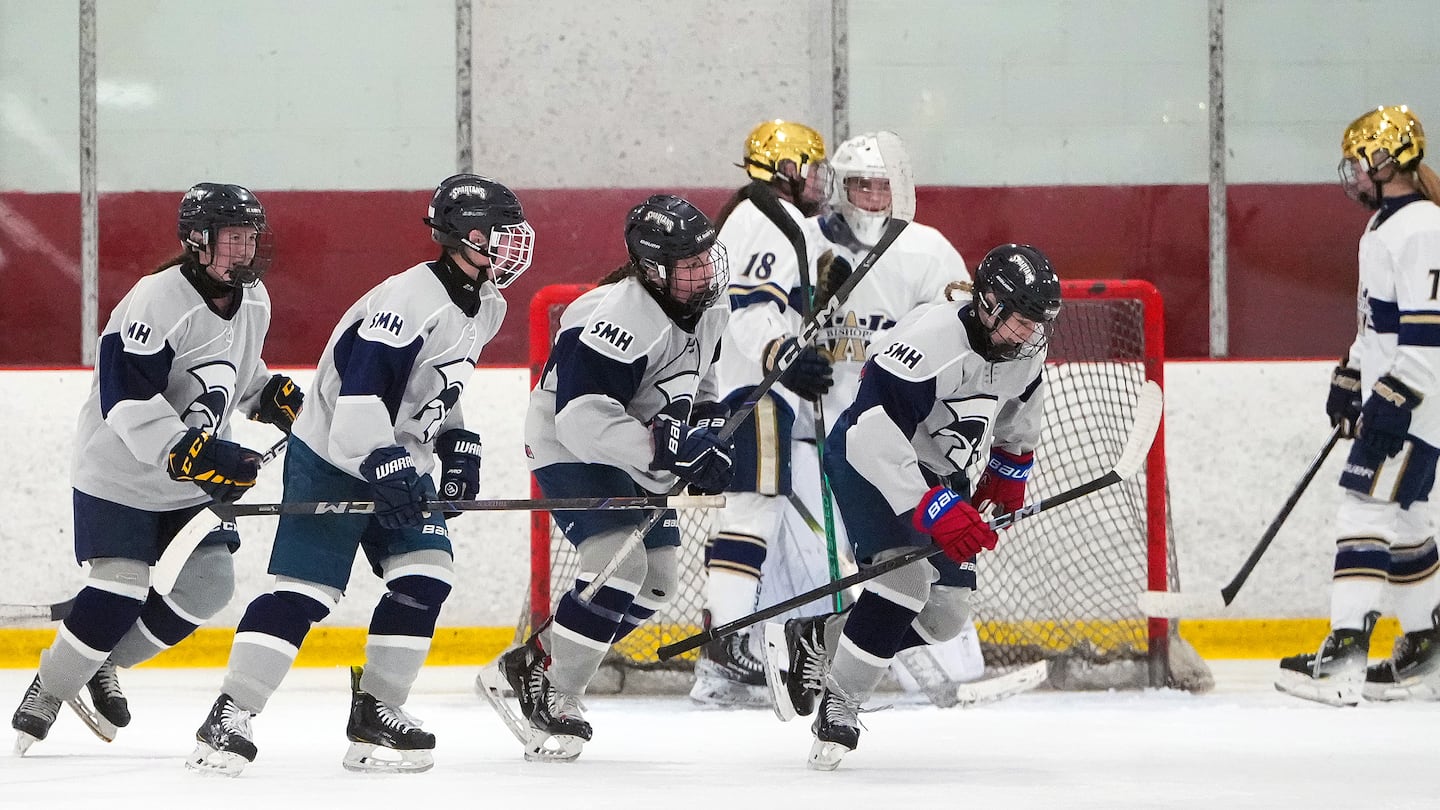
<box><xmin>823</xmin><ymin>131</ymin><xmax>917</xmax><ymax>247</ymax></box>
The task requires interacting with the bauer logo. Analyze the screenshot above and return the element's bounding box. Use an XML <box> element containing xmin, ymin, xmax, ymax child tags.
<box><xmin>883</xmin><ymin>341</ymin><xmax>924</xmax><ymax>369</ymax></box>
<box><xmin>588</xmin><ymin>319</ymin><xmax>634</xmax><ymax>352</ymax></box>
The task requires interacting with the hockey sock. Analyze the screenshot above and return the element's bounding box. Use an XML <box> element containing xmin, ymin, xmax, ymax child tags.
<box><xmin>363</xmin><ymin>570</ymin><xmax>452</xmax><ymax>706</ymax></box>
<box><xmin>112</xmin><ymin>545</ymin><xmax>234</xmax><ymax>667</ymax></box>
<box><xmin>828</xmin><ymin>589</ymin><xmax>921</xmax><ymax>700</ymax></box>
<box><xmin>39</xmin><ymin>570</ymin><xmax>147</xmax><ymax>700</ymax></box>
<box><xmin>1388</xmin><ymin>538</ymin><xmax>1440</xmax><ymax>632</ymax></box>
<box><xmin>706</xmin><ymin>567</ymin><xmax>762</xmax><ymax>627</ymax></box>
<box><xmin>1331</xmin><ymin>536</ymin><xmax>1390</xmax><ymax>630</ymax></box>
<box><xmin>547</xmin><ymin>580</ymin><xmax>635</xmax><ymax>694</ymax></box>
<box><xmin>223</xmin><ymin>584</ymin><xmax>334</xmax><ymax>713</ymax></box>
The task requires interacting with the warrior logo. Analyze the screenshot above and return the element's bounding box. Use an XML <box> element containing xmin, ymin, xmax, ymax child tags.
<box><xmin>933</xmin><ymin>396</ymin><xmax>997</xmax><ymax>472</ymax></box>
<box><xmin>182</xmin><ymin>361</ymin><xmax>238</xmax><ymax>431</ymax></box>
<box><xmin>414</xmin><ymin>358</ymin><xmax>474</xmax><ymax>443</ymax></box>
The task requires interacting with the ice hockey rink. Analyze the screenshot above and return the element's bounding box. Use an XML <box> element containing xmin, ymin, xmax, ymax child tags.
<box><xmin>3</xmin><ymin>662</ymin><xmax>1436</xmax><ymax>810</ymax></box>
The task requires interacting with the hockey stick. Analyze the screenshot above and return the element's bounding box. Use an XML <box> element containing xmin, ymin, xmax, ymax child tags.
<box><xmin>657</xmin><ymin>379</ymin><xmax>1163</xmax><ymax>660</ymax></box>
<box><xmin>208</xmin><ymin>494</ymin><xmax>725</xmax><ymax>518</ymax></box>
<box><xmin>151</xmin><ymin>434</ymin><xmax>289</xmax><ymax>595</ymax></box>
<box><xmin>0</xmin><ymin>597</ymin><xmax>75</xmax><ymax>627</ymax></box>
<box><xmin>1137</xmin><ymin>425</ymin><xmax>1341</xmax><ymax>618</ymax></box>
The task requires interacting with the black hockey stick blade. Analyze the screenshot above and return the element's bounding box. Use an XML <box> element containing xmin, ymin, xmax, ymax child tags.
<box><xmin>658</xmin><ymin>381</ymin><xmax>1163</xmax><ymax>660</ymax></box>
<box><xmin>0</xmin><ymin>597</ymin><xmax>75</xmax><ymax>626</ymax></box>
<box><xmin>1137</xmin><ymin>425</ymin><xmax>1341</xmax><ymax>618</ymax></box>
<box><xmin>209</xmin><ymin>494</ymin><xmax>725</xmax><ymax>519</ymax></box>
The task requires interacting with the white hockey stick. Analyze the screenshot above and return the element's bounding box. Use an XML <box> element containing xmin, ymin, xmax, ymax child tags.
<box><xmin>946</xmin><ymin>660</ymin><xmax>1049</xmax><ymax>707</ymax></box>
<box><xmin>659</xmin><ymin>380</ymin><xmax>1163</xmax><ymax>660</ymax></box>
<box><xmin>152</xmin><ymin>435</ymin><xmax>288</xmax><ymax>595</ymax></box>
<box><xmin>1136</xmin><ymin>426</ymin><xmax>1340</xmax><ymax>618</ymax></box>
<box><xmin>0</xmin><ymin>598</ymin><xmax>75</xmax><ymax>627</ymax></box>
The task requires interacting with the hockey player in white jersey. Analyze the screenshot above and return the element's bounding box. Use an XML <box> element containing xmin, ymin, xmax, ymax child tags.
<box><xmin>11</xmin><ymin>183</ymin><xmax>300</xmax><ymax>754</ymax></box>
<box><xmin>764</xmin><ymin>244</ymin><xmax>1061</xmax><ymax>770</ymax></box>
<box><xmin>186</xmin><ymin>174</ymin><xmax>532</xmax><ymax>775</ymax></box>
<box><xmin>483</xmin><ymin>195</ymin><xmax>731</xmax><ymax>761</ymax></box>
<box><xmin>1276</xmin><ymin>105</ymin><xmax>1440</xmax><ymax>706</ymax></box>
<box><xmin>696</xmin><ymin>128</ymin><xmax>972</xmax><ymax>706</ymax></box>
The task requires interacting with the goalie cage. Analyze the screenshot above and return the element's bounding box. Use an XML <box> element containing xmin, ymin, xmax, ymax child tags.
<box><xmin>520</xmin><ymin>281</ymin><xmax>1213</xmax><ymax>694</ymax></box>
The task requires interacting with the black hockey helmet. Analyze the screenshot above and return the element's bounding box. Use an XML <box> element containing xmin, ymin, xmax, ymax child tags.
<box><xmin>177</xmin><ymin>182</ymin><xmax>272</xmax><ymax>286</ymax></box>
<box><xmin>423</xmin><ymin>173</ymin><xmax>535</xmax><ymax>288</ymax></box>
<box><xmin>624</xmin><ymin>194</ymin><xmax>729</xmax><ymax>323</ymax></box>
<box><xmin>972</xmin><ymin>244</ymin><xmax>1062</xmax><ymax>361</ymax></box>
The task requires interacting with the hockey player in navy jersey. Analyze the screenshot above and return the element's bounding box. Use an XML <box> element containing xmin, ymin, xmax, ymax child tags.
<box><xmin>483</xmin><ymin>194</ymin><xmax>731</xmax><ymax>761</ymax></box>
<box><xmin>11</xmin><ymin>183</ymin><xmax>300</xmax><ymax>754</ymax></box>
<box><xmin>697</xmin><ymin>128</ymin><xmax>971</xmax><ymax>706</ymax></box>
<box><xmin>186</xmin><ymin>174</ymin><xmax>532</xmax><ymax>775</ymax></box>
<box><xmin>1276</xmin><ymin>105</ymin><xmax>1440</xmax><ymax>706</ymax></box>
<box><xmin>763</xmin><ymin>244</ymin><xmax>1061</xmax><ymax>770</ymax></box>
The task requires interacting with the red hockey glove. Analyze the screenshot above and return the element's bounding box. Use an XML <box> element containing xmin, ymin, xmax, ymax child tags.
<box><xmin>972</xmin><ymin>448</ymin><xmax>1034</xmax><ymax>520</ymax></box>
<box><xmin>913</xmin><ymin>486</ymin><xmax>999</xmax><ymax>563</ymax></box>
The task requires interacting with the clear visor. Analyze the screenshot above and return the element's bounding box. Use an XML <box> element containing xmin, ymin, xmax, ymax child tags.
<box><xmin>485</xmin><ymin>221</ymin><xmax>536</xmax><ymax>288</ymax></box>
<box><xmin>800</xmin><ymin>160</ymin><xmax>831</xmax><ymax>210</ymax></box>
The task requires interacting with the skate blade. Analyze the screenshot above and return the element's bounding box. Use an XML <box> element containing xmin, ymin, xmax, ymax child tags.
<box><xmin>807</xmin><ymin>739</ymin><xmax>851</xmax><ymax>771</ymax></box>
<box><xmin>523</xmin><ymin>727</ymin><xmax>584</xmax><ymax>763</ymax></box>
<box><xmin>66</xmin><ymin>696</ymin><xmax>118</xmax><ymax>742</ymax></box>
<box><xmin>342</xmin><ymin>741</ymin><xmax>434</xmax><ymax>774</ymax></box>
<box><xmin>476</xmin><ymin>661</ymin><xmax>532</xmax><ymax>745</ymax></box>
<box><xmin>762</xmin><ymin>622</ymin><xmax>798</xmax><ymax>722</ymax></box>
<box><xmin>1363</xmin><ymin>679</ymin><xmax>1440</xmax><ymax>702</ymax></box>
<box><xmin>185</xmin><ymin>743</ymin><xmax>251</xmax><ymax>777</ymax></box>
<box><xmin>14</xmin><ymin>731</ymin><xmax>41</xmax><ymax>756</ymax></box>
<box><xmin>1274</xmin><ymin>671</ymin><xmax>1360</xmax><ymax>707</ymax></box>
<box><xmin>688</xmin><ymin>677</ymin><xmax>771</xmax><ymax>709</ymax></box>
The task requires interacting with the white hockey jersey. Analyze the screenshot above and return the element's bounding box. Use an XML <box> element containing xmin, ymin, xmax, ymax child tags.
<box><xmin>1347</xmin><ymin>195</ymin><xmax>1440</xmax><ymax>446</ymax></box>
<box><xmin>714</xmin><ymin>201</ymin><xmax>968</xmax><ymax>437</ymax></box>
<box><xmin>525</xmin><ymin>276</ymin><xmax>729</xmax><ymax>493</ymax></box>
<box><xmin>71</xmin><ymin>264</ymin><xmax>274</xmax><ymax>511</ymax></box>
<box><xmin>836</xmin><ymin>299</ymin><xmax>1047</xmax><ymax>516</ymax></box>
<box><xmin>291</xmin><ymin>262</ymin><xmax>507</xmax><ymax>478</ymax></box>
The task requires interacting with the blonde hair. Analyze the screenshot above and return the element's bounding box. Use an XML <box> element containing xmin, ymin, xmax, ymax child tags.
<box><xmin>1416</xmin><ymin>163</ymin><xmax>1440</xmax><ymax>203</ymax></box>
<box><xmin>943</xmin><ymin>279</ymin><xmax>973</xmax><ymax>302</ymax></box>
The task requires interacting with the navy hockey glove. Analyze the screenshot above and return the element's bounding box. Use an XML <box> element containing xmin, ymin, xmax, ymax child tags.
<box><xmin>166</xmin><ymin>428</ymin><xmax>262</xmax><ymax>504</ymax></box>
<box><xmin>972</xmin><ymin>448</ymin><xmax>1034</xmax><ymax>520</ymax></box>
<box><xmin>690</xmin><ymin>401</ymin><xmax>729</xmax><ymax>435</ymax></box>
<box><xmin>649</xmin><ymin>413</ymin><xmax>735</xmax><ymax>495</ymax></box>
<box><xmin>435</xmin><ymin>428</ymin><xmax>482</xmax><ymax>518</ymax></box>
<box><xmin>1358</xmin><ymin>374</ymin><xmax>1422</xmax><ymax>458</ymax></box>
<box><xmin>361</xmin><ymin>446</ymin><xmax>430</xmax><ymax>529</ymax></box>
<box><xmin>763</xmin><ymin>336</ymin><xmax>833</xmax><ymax>402</ymax></box>
<box><xmin>1326</xmin><ymin>363</ymin><xmax>1362</xmax><ymax>439</ymax></box>
<box><xmin>250</xmin><ymin>374</ymin><xmax>304</xmax><ymax>434</ymax></box>
<box><xmin>914</xmin><ymin>486</ymin><xmax>999</xmax><ymax>563</ymax></box>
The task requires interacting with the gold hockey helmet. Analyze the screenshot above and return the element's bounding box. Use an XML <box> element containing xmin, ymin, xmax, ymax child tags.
<box><xmin>1342</xmin><ymin>105</ymin><xmax>1425</xmax><ymax>172</ymax></box>
<box><xmin>743</xmin><ymin>120</ymin><xmax>826</xmax><ymax>183</ymax></box>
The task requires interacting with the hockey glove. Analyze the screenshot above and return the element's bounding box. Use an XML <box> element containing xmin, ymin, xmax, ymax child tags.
<box><xmin>435</xmin><ymin>428</ymin><xmax>482</xmax><ymax>518</ymax></box>
<box><xmin>1358</xmin><ymin>374</ymin><xmax>1422</xmax><ymax>458</ymax></box>
<box><xmin>166</xmin><ymin>428</ymin><xmax>262</xmax><ymax>504</ymax></box>
<box><xmin>763</xmin><ymin>336</ymin><xmax>833</xmax><ymax>402</ymax></box>
<box><xmin>690</xmin><ymin>401</ymin><xmax>729</xmax><ymax>435</ymax></box>
<box><xmin>649</xmin><ymin>413</ymin><xmax>735</xmax><ymax>495</ymax></box>
<box><xmin>360</xmin><ymin>446</ymin><xmax>430</xmax><ymax>529</ymax></box>
<box><xmin>972</xmin><ymin>448</ymin><xmax>1034</xmax><ymax>521</ymax></box>
<box><xmin>914</xmin><ymin>485</ymin><xmax>999</xmax><ymax>563</ymax></box>
<box><xmin>251</xmin><ymin>374</ymin><xmax>304</xmax><ymax>434</ymax></box>
<box><xmin>1326</xmin><ymin>363</ymin><xmax>1362</xmax><ymax>438</ymax></box>
<box><xmin>814</xmin><ymin>252</ymin><xmax>853</xmax><ymax>311</ymax></box>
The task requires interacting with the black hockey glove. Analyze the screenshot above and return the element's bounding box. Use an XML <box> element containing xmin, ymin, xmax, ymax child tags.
<box><xmin>763</xmin><ymin>336</ymin><xmax>833</xmax><ymax>402</ymax></box>
<box><xmin>166</xmin><ymin>428</ymin><xmax>262</xmax><ymax>504</ymax></box>
<box><xmin>1357</xmin><ymin>374</ymin><xmax>1422</xmax><ymax>459</ymax></box>
<box><xmin>1325</xmin><ymin>363</ymin><xmax>1362</xmax><ymax>438</ymax></box>
<box><xmin>360</xmin><ymin>446</ymin><xmax>431</xmax><ymax>529</ymax></box>
<box><xmin>251</xmin><ymin>374</ymin><xmax>304</xmax><ymax>434</ymax></box>
<box><xmin>649</xmin><ymin>413</ymin><xmax>735</xmax><ymax>495</ymax></box>
<box><xmin>435</xmin><ymin>428</ymin><xmax>482</xmax><ymax>518</ymax></box>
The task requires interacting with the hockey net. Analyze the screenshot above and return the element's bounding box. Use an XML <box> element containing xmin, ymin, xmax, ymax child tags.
<box><xmin>522</xmin><ymin>281</ymin><xmax>1212</xmax><ymax>693</ymax></box>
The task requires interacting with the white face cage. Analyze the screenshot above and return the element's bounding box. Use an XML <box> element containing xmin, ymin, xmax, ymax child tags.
<box><xmin>475</xmin><ymin>220</ymin><xmax>536</xmax><ymax>288</ymax></box>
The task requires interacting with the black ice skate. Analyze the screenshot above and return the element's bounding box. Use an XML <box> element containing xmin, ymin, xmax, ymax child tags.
<box><xmin>762</xmin><ymin>615</ymin><xmax>829</xmax><ymax>722</ymax></box>
<box><xmin>808</xmin><ymin>679</ymin><xmax>864</xmax><ymax>772</ymax></box>
<box><xmin>11</xmin><ymin>674</ymin><xmax>62</xmax><ymax>756</ymax></box>
<box><xmin>67</xmin><ymin>658</ymin><xmax>129</xmax><ymax>743</ymax></box>
<box><xmin>477</xmin><ymin>635</ymin><xmax>589</xmax><ymax>762</ymax></box>
<box><xmin>1275</xmin><ymin>613</ymin><xmax>1377</xmax><ymax>707</ymax></box>
<box><xmin>690</xmin><ymin>621</ymin><xmax>770</xmax><ymax>708</ymax></box>
<box><xmin>343</xmin><ymin>665</ymin><xmax>435</xmax><ymax>773</ymax></box>
<box><xmin>1364</xmin><ymin>608</ymin><xmax>1440</xmax><ymax>702</ymax></box>
<box><xmin>186</xmin><ymin>693</ymin><xmax>257</xmax><ymax>777</ymax></box>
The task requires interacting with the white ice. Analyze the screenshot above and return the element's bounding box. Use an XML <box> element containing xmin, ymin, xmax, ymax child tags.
<box><xmin>2</xmin><ymin>662</ymin><xmax>1437</xmax><ymax>810</ymax></box>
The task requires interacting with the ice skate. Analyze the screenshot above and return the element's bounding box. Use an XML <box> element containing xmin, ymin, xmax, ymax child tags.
<box><xmin>1275</xmin><ymin>614</ymin><xmax>1376</xmax><ymax>707</ymax></box>
<box><xmin>186</xmin><ymin>694</ymin><xmax>257</xmax><ymax>777</ymax></box>
<box><xmin>343</xmin><ymin>666</ymin><xmax>435</xmax><ymax>773</ymax></box>
<box><xmin>690</xmin><ymin>629</ymin><xmax>770</xmax><ymax>708</ymax></box>
<box><xmin>11</xmin><ymin>674</ymin><xmax>62</xmax><ymax>756</ymax></box>
<box><xmin>762</xmin><ymin>615</ymin><xmax>828</xmax><ymax>722</ymax></box>
<box><xmin>808</xmin><ymin>679</ymin><xmax>863</xmax><ymax>772</ymax></box>
<box><xmin>1364</xmin><ymin>609</ymin><xmax>1440</xmax><ymax>702</ymax></box>
<box><xmin>66</xmin><ymin>658</ymin><xmax>129</xmax><ymax>743</ymax></box>
<box><xmin>478</xmin><ymin>635</ymin><xmax>589</xmax><ymax>762</ymax></box>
